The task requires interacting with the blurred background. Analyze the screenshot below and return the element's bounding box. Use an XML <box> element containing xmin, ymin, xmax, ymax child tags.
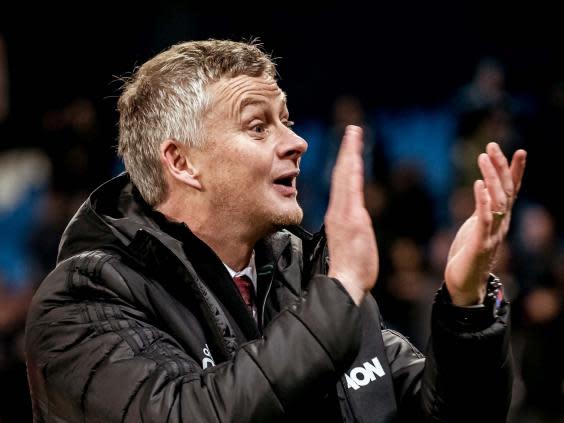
<box><xmin>1</xmin><ymin>3</ymin><xmax>563</xmax><ymax>422</ymax></box>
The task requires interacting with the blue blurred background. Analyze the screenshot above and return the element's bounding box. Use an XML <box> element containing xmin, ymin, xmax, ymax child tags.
<box><xmin>1</xmin><ymin>4</ymin><xmax>563</xmax><ymax>422</ymax></box>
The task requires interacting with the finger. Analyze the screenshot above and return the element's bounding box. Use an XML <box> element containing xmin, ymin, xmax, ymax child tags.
<box><xmin>331</xmin><ymin>125</ymin><xmax>364</xmax><ymax>196</ymax></box>
<box><xmin>478</xmin><ymin>153</ymin><xmax>508</xmax><ymax>212</ymax></box>
<box><xmin>509</xmin><ymin>149</ymin><xmax>527</xmax><ymax>195</ymax></box>
<box><xmin>486</xmin><ymin>142</ymin><xmax>514</xmax><ymax>205</ymax></box>
<box><xmin>474</xmin><ymin>179</ymin><xmax>492</xmax><ymax>236</ymax></box>
<box><xmin>337</xmin><ymin>125</ymin><xmax>364</xmax><ymax>159</ymax></box>
<box><xmin>328</xmin><ymin>125</ymin><xmax>365</xmax><ymax>209</ymax></box>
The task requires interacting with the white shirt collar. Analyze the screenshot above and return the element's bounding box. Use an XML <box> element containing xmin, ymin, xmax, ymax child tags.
<box><xmin>223</xmin><ymin>250</ymin><xmax>257</xmax><ymax>293</ymax></box>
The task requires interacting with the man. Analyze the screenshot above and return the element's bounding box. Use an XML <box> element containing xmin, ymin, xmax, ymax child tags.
<box><xmin>25</xmin><ymin>40</ymin><xmax>526</xmax><ymax>422</ymax></box>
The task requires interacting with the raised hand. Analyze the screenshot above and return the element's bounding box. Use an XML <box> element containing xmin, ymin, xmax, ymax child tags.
<box><xmin>445</xmin><ymin>142</ymin><xmax>527</xmax><ymax>306</ymax></box>
<box><xmin>325</xmin><ymin>125</ymin><xmax>379</xmax><ymax>305</ymax></box>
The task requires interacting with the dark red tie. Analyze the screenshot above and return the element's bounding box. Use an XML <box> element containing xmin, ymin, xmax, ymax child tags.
<box><xmin>233</xmin><ymin>275</ymin><xmax>255</xmax><ymax>311</ymax></box>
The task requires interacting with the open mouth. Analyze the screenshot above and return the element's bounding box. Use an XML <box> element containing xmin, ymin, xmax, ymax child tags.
<box><xmin>273</xmin><ymin>176</ymin><xmax>293</xmax><ymax>187</ymax></box>
<box><xmin>272</xmin><ymin>170</ymin><xmax>299</xmax><ymax>196</ymax></box>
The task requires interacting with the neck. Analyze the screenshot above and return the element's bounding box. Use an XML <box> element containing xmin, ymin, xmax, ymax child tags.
<box><xmin>157</xmin><ymin>194</ymin><xmax>266</xmax><ymax>271</ymax></box>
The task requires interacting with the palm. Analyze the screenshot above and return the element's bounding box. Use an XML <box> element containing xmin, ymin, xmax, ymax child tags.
<box><xmin>445</xmin><ymin>215</ymin><xmax>497</xmax><ymax>301</ymax></box>
<box><xmin>443</xmin><ymin>144</ymin><xmax>526</xmax><ymax>306</ymax></box>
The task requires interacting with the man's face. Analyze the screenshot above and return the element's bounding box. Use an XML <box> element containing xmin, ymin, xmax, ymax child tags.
<box><xmin>197</xmin><ymin>74</ymin><xmax>308</xmax><ymax>234</ymax></box>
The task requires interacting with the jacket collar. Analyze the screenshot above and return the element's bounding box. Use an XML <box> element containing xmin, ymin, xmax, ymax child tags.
<box><xmin>58</xmin><ymin>173</ymin><xmax>307</xmax><ymax>339</ymax></box>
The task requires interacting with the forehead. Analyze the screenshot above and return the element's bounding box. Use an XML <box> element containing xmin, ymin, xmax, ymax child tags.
<box><xmin>208</xmin><ymin>75</ymin><xmax>286</xmax><ymax>118</ymax></box>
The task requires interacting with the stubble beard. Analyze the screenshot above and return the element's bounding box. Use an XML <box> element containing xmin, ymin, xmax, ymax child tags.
<box><xmin>247</xmin><ymin>200</ymin><xmax>304</xmax><ymax>237</ymax></box>
<box><xmin>269</xmin><ymin>205</ymin><xmax>304</xmax><ymax>229</ymax></box>
<box><xmin>209</xmin><ymin>187</ymin><xmax>304</xmax><ymax>238</ymax></box>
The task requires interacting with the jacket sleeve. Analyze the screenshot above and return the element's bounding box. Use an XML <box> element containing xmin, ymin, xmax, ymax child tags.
<box><xmin>384</xmin><ymin>299</ymin><xmax>512</xmax><ymax>422</ymax></box>
<box><xmin>25</xmin><ymin>256</ymin><xmax>361</xmax><ymax>423</ymax></box>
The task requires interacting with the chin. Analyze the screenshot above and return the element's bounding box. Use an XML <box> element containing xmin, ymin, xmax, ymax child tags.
<box><xmin>254</xmin><ymin>197</ymin><xmax>304</xmax><ymax>235</ymax></box>
<box><xmin>270</xmin><ymin>205</ymin><xmax>304</xmax><ymax>228</ymax></box>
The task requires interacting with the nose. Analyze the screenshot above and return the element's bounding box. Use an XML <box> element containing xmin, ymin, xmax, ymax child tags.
<box><xmin>277</xmin><ymin>126</ymin><xmax>308</xmax><ymax>161</ymax></box>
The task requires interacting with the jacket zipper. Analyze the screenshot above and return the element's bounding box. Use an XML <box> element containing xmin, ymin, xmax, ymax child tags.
<box><xmin>259</xmin><ymin>265</ymin><xmax>276</xmax><ymax>333</ymax></box>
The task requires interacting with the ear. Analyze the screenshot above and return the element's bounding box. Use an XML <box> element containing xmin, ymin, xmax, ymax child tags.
<box><xmin>160</xmin><ymin>139</ymin><xmax>203</xmax><ymax>190</ymax></box>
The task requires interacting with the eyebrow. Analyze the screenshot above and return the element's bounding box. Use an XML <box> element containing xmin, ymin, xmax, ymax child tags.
<box><xmin>238</xmin><ymin>91</ymin><xmax>288</xmax><ymax>114</ymax></box>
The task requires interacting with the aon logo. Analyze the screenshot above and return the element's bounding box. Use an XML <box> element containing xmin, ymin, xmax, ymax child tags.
<box><xmin>202</xmin><ymin>344</ymin><xmax>215</xmax><ymax>369</ymax></box>
<box><xmin>345</xmin><ymin>357</ymin><xmax>385</xmax><ymax>390</ymax></box>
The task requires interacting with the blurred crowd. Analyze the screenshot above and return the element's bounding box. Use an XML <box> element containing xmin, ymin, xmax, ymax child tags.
<box><xmin>1</xmin><ymin>32</ymin><xmax>563</xmax><ymax>422</ymax></box>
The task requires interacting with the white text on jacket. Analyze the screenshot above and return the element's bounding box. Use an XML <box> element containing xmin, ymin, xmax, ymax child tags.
<box><xmin>345</xmin><ymin>357</ymin><xmax>385</xmax><ymax>390</ymax></box>
<box><xmin>202</xmin><ymin>344</ymin><xmax>215</xmax><ymax>369</ymax></box>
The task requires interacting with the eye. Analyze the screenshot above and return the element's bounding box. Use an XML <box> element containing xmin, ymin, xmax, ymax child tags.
<box><xmin>282</xmin><ymin>120</ymin><xmax>295</xmax><ymax>128</ymax></box>
<box><xmin>251</xmin><ymin>123</ymin><xmax>266</xmax><ymax>134</ymax></box>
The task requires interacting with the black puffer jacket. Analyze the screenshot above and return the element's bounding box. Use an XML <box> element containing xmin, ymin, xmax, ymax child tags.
<box><xmin>25</xmin><ymin>174</ymin><xmax>512</xmax><ymax>422</ymax></box>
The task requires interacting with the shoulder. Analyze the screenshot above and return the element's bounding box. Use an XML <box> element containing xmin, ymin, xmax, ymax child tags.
<box><xmin>25</xmin><ymin>249</ymin><xmax>162</xmax><ymax>365</ymax></box>
<box><xmin>28</xmin><ymin>249</ymin><xmax>146</xmax><ymax>324</ymax></box>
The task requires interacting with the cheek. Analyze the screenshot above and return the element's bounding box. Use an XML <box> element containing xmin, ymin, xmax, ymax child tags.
<box><xmin>204</xmin><ymin>138</ymin><xmax>273</xmax><ymax>190</ymax></box>
<box><xmin>229</xmin><ymin>149</ymin><xmax>272</xmax><ymax>183</ymax></box>
<box><xmin>209</xmin><ymin>157</ymin><xmax>270</xmax><ymax>192</ymax></box>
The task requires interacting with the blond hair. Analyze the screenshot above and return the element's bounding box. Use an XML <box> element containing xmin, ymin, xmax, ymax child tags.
<box><xmin>117</xmin><ymin>39</ymin><xmax>276</xmax><ymax>206</ymax></box>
